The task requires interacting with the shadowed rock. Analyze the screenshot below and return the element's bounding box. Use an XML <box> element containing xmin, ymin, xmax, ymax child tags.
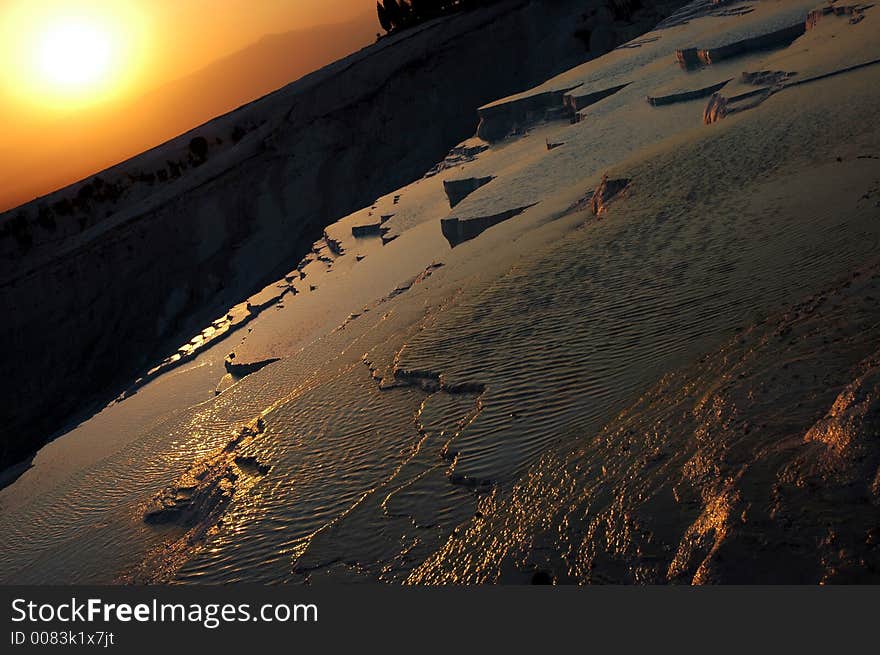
<box><xmin>224</xmin><ymin>356</ymin><xmax>280</xmax><ymax>377</ymax></box>
<box><xmin>647</xmin><ymin>79</ymin><xmax>730</xmax><ymax>106</ymax></box>
<box><xmin>675</xmin><ymin>23</ymin><xmax>805</xmax><ymax>70</ymax></box>
<box><xmin>352</xmin><ymin>223</ymin><xmax>383</xmax><ymax>237</ymax></box>
<box><xmin>443</xmin><ymin>176</ymin><xmax>494</xmax><ymax>208</ymax></box>
<box><xmin>144</xmin><ymin>419</ymin><xmax>270</xmax><ymax>528</ymax></box>
<box><xmin>704</xmin><ymin>57</ymin><xmax>880</xmax><ymax>124</ymax></box>
<box><xmin>741</xmin><ymin>70</ymin><xmax>797</xmax><ymax>86</ymax></box>
<box><xmin>703</xmin><ymin>92</ymin><xmax>729</xmax><ymax>124</ymax></box>
<box><xmin>425</xmin><ymin>144</ymin><xmax>489</xmax><ymax>178</ymax></box>
<box><xmin>441</xmin><ymin>205</ymin><xmax>535</xmax><ymax>247</ymax></box>
<box><xmin>323</xmin><ymin>231</ymin><xmax>344</xmax><ymax>255</ymax></box>
<box><xmin>477</xmin><ymin>86</ymin><xmax>582</xmax><ymax>142</ymax></box>
<box><xmin>591</xmin><ymin>175</ymin><xmax>630</xmax><ymax>216</ymax></box>
<box><xmin>703</xmin><ymin>87</ymin><xmax>771</xmax><ymax>124</ymax></box>
<box><xmin>807</xmin><ymin>4</ymin><xmax>872</xmax><ymax>29</ymax></box>
<box><xmin>233</xmin><ymin>455</ymin><xmax>271</xmax><ymax>476</ymax></box>
<box><xmin>563</xmin><ymin>82</ymin><xmax>630</xmax><ymax>112</ymax></box>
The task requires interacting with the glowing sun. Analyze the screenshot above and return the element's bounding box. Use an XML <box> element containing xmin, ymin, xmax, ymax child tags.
<box><xmin>0</xmin><ymin>1</ymin><xmax>148</xmax><ymax>110</ymax></box>
<box><xmin>35</xmin><ymin>18</ymin><xmax>115</xmax><ymax>90</ymax></box>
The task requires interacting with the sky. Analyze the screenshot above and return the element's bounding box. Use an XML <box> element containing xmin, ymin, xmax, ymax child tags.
<box><xmin>0</xmin><ymin>0</ymin><xmax>377</xmax><ymax>211</ymax></box>
<box><xmin>144</xmin><ymin>0</ymin><xmax>374</xmax><ymax>80</ymax></box>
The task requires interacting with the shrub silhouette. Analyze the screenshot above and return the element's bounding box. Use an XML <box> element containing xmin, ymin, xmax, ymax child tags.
<box><xmin>189</xmin><ymin>136</ymin><xmax>209</xmax><ymax>164</ymax></box>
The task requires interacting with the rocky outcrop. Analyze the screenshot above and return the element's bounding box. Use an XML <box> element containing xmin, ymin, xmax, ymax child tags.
<box><xmin>478</xmin><ymin>80</ymin><xmax>632</xmax><ymax>141</ymax></box>
<box><xmin>703</xmin><ymin>92</ymin><xmax>729</xmax><ymax>124</ymax></box>
<box><xmin>703</xmin><ymin>88</ymin><xmax>771</xmax><ymax>124</ymax></box>
<box><xmin>806</xmin><ymin>4</ymin><xmax>872</xmax><ymax>29</ymax></box>
<box><xmin>424</xmin><ymin>143</ymin><xmax>489</xmax><ymax>178</ymax></box>
<box><xmin>477</xmin><ymin>86</ymin><xmax>583</xmax><ymax>142</ymax></box>
<box><xmin>704</xmin><ymin>57</ymin><xmax>880</xmax><ymax>124</ymax></box>
<box><xmin>740</xmin><ymin>70</ymin><xmax>797</xmax><ymax>86</ymax></box>
<box><xmin>675</xmin><ymin>23</ymin><xmax>806</xmax><ymax>69</ymax></box>
<box><xmin>143</xmin><ymin>419</ymin><xmax>270</xmax><ymax>527</ymax></box>
<box><xmin>323</xmin><ymin>231</ymin><xmax>344</xmax><ymax>256</ymax></box>
<box><xmin>647</xmin><ymin>79</ymin><xmax>730</xmax><ymax>106</ymax></box>
<box><xmin>352</xmin><ymin>223</ymin><xmax>383</xmax><ymax>237</ymax></box>
<box><xmin>129</xmin><ymin>419</ymin><xmax>271</xmax><ymax>582</ymax></box>
<box><xmin>590</xmin><ymin>175</ymin><xmax>630</xmax><ymax>216</ymax></box>
<box><xmin>564</xmin><ymin>82</ymin><xmax>630</xmax><ymax>112</ymax></box>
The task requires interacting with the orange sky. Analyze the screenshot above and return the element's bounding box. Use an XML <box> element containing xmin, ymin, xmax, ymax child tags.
<box><xmin>144</xmin><ymin>0</ymin><xmax>374</xmax><ymax>80</ymax></box>
<box><xmin>0</xmin><ymin>0</ymin><xmax>377</xmax><ymax>211</ymax></box>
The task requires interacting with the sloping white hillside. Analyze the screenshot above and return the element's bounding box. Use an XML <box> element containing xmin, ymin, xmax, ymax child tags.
<box><xmin>1</xmin><ymin>0</ymin><xmax>878</xmax><ymax>584</ymax></box>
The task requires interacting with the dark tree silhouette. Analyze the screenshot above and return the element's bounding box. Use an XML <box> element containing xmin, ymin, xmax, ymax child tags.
<box><xmin>188</xmin><ymin>136</ymin><xmax>209</xmax><ymax>164</ymax></box>
<box><xmin>377</xmin><ymin>1</ymin><xmax>393</xmax><ymax>32</ymax></box>
<box><xmin>376</xmin><ymin>0</ymin><xmax>491</xmax><ymax>34</ymax></box>
<box><xmin>380</xmin><ymin>0</ymin><xmax>406</xmax><ymax>32</ymax></box>
<box><xmin>376</xmin><ymin>0</ymin><xmax>644</xmax><ymax>34</ymax></box>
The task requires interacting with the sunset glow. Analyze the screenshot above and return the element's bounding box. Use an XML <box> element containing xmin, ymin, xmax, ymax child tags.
<box><xmin>1</xmin><ymin>1</ymin><xmax>147</xmax><ymax>109</ymax></box>
<box><xmin>0</xmin><ymin>0</ymin><xmax>375</xmax><ymax>212</ymax></box>
<box><xmin>36</xmin><ymin>18</ymin><xmax>114</xmax><ymax>89</ymax></box>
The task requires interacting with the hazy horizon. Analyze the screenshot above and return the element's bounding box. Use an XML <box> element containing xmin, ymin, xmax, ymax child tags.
<box><xmin>0</xmin><ymin>0</ymin><xmax>379</xmax><ymax>212</ymax></box>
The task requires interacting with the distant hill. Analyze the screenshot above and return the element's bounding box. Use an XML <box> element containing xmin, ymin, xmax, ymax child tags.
<box><xmin>0</xmin><ymin>12</ymin><xmax>378</xmax><ymax>212</ymax></box>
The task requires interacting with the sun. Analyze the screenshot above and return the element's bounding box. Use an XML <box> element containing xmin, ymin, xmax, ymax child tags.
<box><xmin>0</xmin><ymin>1</ymin><xmax>149</xmax><ymax>111</ymax></box>
<box><xmin>35</xmin><ymin>17</ymin><xmax>115</xmax><ymax>90</ymax></box>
